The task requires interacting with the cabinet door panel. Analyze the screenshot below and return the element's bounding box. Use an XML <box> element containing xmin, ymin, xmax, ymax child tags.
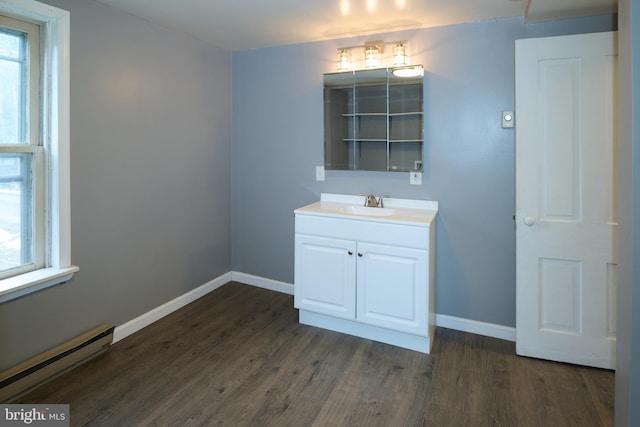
<box><xmin>356</xmin><ymin>243</ymin><xmax>428</xmax><ymax>335</ymax></box>
<box><xmin>294</xmin><ymin>235</ymin><xmax>356</xmax><ymax>319</ymax></box>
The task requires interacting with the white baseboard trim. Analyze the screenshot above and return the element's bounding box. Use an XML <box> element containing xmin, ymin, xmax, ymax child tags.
<box><xmin>229</xmin><ymin>273</ymin><xmax>515</xmax><ymax>342</ymax></box>
<box><xmin>435</xmin><ymin>313</ymin><xmax>516</xmax><ymax>342</ymax></box>
<box><xmin>112</xmin><ymin>271</ymin><xmax>514</xmax><ymax>346</ymax></box>
<box><xmin>112</xmin><ymin>272</ymin><xmax>232</xmax><ymax>343</ymax></box>
<box><xmin>230</xmin><ymin>271</ymin><xmax>294</xmax><ymax>295</ymax></box>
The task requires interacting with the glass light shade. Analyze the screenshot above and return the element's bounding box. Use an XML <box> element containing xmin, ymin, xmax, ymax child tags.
<box><xmin>392</xmin><ymin>66</ymin><xmax>424</xmax><ymax>78</ymax></box>
<box><xmin>364</xmin><ymin>45</ymin><xmax>380</xmax><ymax>68</ymax></box>
<box><xmin>337</xmin><ymin>49</ymin><xmax>351</xmax><ymax>71</ymax></box>
<box><xmin>392</xmin><ymin>43</ymin><xmax>408</xmax><ymax>66</ymax></box>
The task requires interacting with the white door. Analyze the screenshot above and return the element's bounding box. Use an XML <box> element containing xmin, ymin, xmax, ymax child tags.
<box><xmin>294</xmin><ymin>234</ymin><xmax>356</xmax><ymax>320</ymax></box>
<box><xmin>515</xmin><ymin>32</ymin><xmax>618</xmax><ymax>369</ymax></box>
<box><xmin>356</xmin><ymin>242</ymin><xmax>428</xmax><ymax>335</ymax></box>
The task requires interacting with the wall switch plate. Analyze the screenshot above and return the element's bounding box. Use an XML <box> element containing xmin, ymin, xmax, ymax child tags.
<box><xmin>410</xmin><ymin>171</ymin><xmax>422</xmax><ymax>185</ymax></box>
<box><xmin>502</xmin><ymin>110</ymin><xmax>515</xmax><ymax>128</ymax></box>
<box><xmin>316</xmin><ymin>165</ymin><xmax>325</xmax><ymax>181</ymax></box>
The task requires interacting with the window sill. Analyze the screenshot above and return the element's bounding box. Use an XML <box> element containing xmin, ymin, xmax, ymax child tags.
<box><xmin>0</xmin><ymin>266</ymin><xmax>79</xmax><ymax>304</ymax></box>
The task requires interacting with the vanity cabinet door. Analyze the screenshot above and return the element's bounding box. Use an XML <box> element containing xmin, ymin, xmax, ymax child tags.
<box><xmin>294</xmin><ymin>234</ymin><xmax>356</xmax><ymax>320</ymax></box>
<box><xmin>356</xmin><ymin>242</ymin><xmax>428</xmax><ymax>335</ymax></box>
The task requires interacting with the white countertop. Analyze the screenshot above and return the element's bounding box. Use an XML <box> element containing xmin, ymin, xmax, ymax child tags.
<box><xmin>294</xmin><ymin>193</ymin><xmax>438</xmax><ymax>226</ymax></box>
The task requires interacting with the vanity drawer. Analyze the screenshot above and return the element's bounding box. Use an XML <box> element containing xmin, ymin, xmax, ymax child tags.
<box><xmin>295</xmin><ymin>214</ymin><xmax>429</xmax><ymax>250</ymax></box>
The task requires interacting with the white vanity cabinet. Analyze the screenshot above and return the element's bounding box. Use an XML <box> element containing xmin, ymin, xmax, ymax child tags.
<box><xmin>294</xmin><ymin>194</ymin><xmax>437</xmax><ymax>353</ymax></box>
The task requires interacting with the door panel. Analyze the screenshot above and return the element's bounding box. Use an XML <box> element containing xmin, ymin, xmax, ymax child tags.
<box><xmin>538</xmin><ymin>258</ymin><xmax>582</xmax><ymax>334</ymax></box>
<box><xmin>294</xmin><ymin>234</ymin><xmax>356</xmax><ymax>319</ymax></box>
<box><xmin>538</xmin><ymin>58</ymin><xmax>581</xmax><ymax>221</ymax></box>
<box><xmin>356</xmin><ymin>242</ymin><xmax>428</xmax><ymax>335</ymax></box>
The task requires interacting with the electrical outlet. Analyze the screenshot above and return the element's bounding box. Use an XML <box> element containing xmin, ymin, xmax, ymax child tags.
<box><xmin>410</xmin><ymin>171</ymin><xmax>422</xmax><ymax>185</ymax></box>
<box><xmin>316</xmin><ymin>165</ymin><xmax>325</xmax><ymax>181</ymax></box>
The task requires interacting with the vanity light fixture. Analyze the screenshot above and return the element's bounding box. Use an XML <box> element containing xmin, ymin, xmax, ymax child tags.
<box><xmin>336</xmin><ymin>39</ymin><xmax>411</xmax><ymax>71</ymax></box>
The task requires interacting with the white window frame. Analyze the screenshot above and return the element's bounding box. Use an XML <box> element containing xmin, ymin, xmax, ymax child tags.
<box><xmin>0</xmin><ymin>14</ymin><xmax>45</xmax><ymax>279</ymax></box>
<box><xmin>0</xmin><ymin>0</ymin><xmax>76</xmax><ymax>303</ymax></box>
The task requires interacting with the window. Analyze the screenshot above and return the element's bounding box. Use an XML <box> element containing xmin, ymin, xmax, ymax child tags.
<box><xmin>0</xmin><ymin>0</ymin><xmax>75</xmax><ymax>303</ymax></box>
<box><xmin>1</xmin><ymin>15</ymin><xmax>43</xmax><ymax>278</ymax></box>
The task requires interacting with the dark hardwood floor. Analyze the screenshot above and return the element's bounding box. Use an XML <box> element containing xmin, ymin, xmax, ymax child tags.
<box><xmin>19</xmin><ymin>282</ymin><xmax>615</xmax><ymax>426</ymax></box>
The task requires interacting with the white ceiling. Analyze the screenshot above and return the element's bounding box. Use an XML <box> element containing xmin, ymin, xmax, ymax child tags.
<box><xmin>93</xmin><ymin>0</ymin><xmax>617</xmax><ymax>51</ymax></box>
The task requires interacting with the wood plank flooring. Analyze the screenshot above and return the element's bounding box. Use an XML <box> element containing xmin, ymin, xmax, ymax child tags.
<box><xmin>18</xmin><ymin>282</ymin><xmax>615</xmax><ymax>426</ymax></box>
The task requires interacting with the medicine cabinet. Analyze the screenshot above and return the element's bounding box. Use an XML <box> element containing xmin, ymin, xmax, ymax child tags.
<box><xmin>323</xmin><ymin>66</ymin><xmax>424</xmax><ymax>172</ymax></box>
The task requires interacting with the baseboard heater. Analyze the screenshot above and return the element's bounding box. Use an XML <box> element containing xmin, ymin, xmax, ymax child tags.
<box><xmin>0</xmin><ymin>324</ymin><xmax>114</xmax><ymax>403</ymax></box>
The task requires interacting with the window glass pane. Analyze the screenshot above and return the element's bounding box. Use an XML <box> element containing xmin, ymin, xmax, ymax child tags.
<box><xmin>0</xmin><ymin>153</ymin><xmax>33</xmax><ymax>273</ymax></box>
<box><xmin>0</xmin><ymin>29</ymin><xmax>26</xmax><ymax>145</ymax></box>
<box><xmin>0</xmin><ymin>31</ymin><xmax>21</xmax><ymax>58</ymax></box>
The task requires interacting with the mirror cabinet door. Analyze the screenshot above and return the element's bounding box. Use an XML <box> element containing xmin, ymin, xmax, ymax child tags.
<box><xmin>324</xmin><ymin>72</ymin><xmax>354</xmax><ymax>171</ymax></box>
<box><xmin>388</xmin><ymin>70</ymin><xmax>424</xmax><ymax>172</ymax></box>
<box><xmin>353</xmin><ymin>69</ymin><xmax>388</xmax><ymax>171</ymax></box>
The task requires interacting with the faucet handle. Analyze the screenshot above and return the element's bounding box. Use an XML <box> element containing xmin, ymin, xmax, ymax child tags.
<box><xmin>377</xmin><ymin>195</ymin><xmax>389</xmax><ymax>208</ymax></box>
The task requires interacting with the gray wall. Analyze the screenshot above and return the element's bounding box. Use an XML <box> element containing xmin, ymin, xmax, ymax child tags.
<box><xmin>0</xmin><ymin>0</ymin><xmax>232</xmax><ymax>370</ymax></box>
<box><xmin>616</xmin><ymin>1</ymin><xmax>640</xmax><ymax>425</ymax></box>
<box><xmin>231</xmin><ymin>15</ymin><xmax>615</xmax><ymax>328</ymax></box>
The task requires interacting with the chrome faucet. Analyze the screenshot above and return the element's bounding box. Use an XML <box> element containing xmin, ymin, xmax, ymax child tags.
<box><xmin>359</xmin><ymin>194</ymin><xmax>390</xmax><ymax>208</ymax></box>
<box><xmin>360</xmin><ymin>194</ymin><xmax>378</xmax><ymax>207</ymax></box>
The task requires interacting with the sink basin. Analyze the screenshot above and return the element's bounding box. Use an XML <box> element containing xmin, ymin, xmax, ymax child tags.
<box><xmin>340</xmin><ymin>205</ymin><xmax>395</xmax><ymax>217</ymax></box>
